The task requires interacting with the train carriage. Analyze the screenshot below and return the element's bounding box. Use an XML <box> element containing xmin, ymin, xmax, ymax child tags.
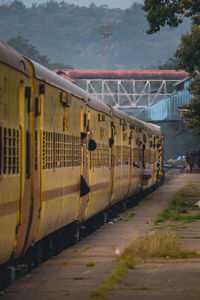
<box><xmin>0</xmin><ymin>40</ymin><xmax>30</xmax><ymax>264</ymax></box>
<box><xmin>0</xmin><ymin>38</ymin><xmax>163</xmax><ymax>270</ymax></box>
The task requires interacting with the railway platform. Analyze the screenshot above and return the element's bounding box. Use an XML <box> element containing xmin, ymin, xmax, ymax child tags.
<box><xmin>2</xmin><ymin>168</ymin><xmax>200</xmax><ymax>300</ymax></box>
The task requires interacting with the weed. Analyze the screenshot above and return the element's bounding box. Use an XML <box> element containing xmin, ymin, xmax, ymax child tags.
<box><xmin>88</xmin><ymin>232</ymin><xmax>199</xmax><ymax>300</ymax></box>
<box><xmin>87</xmin><ymin>262</ymin><xmax>96</xmax><ymax>268</ymax></box>
<box><xmin>154</xmin><ymin>183</ymin><xmax>200</xmax><ymax>225</ymax></box>
<box><xmin>114</xmin><ymin>285</ymin><xmax>159</xmax><ymax>291</ymax></box>
<box><xmin>83</xmin><ymin>245</ymin><xmax>93</xmax><ymax>252</ymax></box>
<box><xmin>123</xmin><ymin>212</ymin><xmax>135</xmax><ymax>223</ymax></box>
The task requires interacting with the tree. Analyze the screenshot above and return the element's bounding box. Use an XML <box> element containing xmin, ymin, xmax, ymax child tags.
<box><xmin>143</xmin><ymin>0</ymin><xmax>200</xmax><ymax>135</ymax></box>
<box><xmin>7</xmin><ymin>36</ymin><xmax>74</xmax><ymax>70</ymax></box>
<box><xmin>7</xmin><ymin>36</ymin><xmax>49</xmax><ymax>67</ymax></box>
<box><xmin>158</xmin><ymin>57</ymin><xmax>179</xmax><ymax>70</ymax></box>
<box><xmin>48</xmin><ymin>62</ymin><xmax>73</xmax><ymax>70</ymax></box>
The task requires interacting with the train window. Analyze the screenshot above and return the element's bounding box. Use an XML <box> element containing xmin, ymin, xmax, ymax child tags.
<box><xmin>122</xmin><ymin>122</ymin><xmax>127</xmax><ymax>131</ymax></box>
<box><xmin>35</xmin><ymin>131</ymin><xmax>38</xmax><ymax>170</ymax></box>
<box><xmin>115</xmin><ymin>146</ymin><xmax>121</xmax><ymax>165</ymax></box>
<box><xmin>16</xmin><ymin>130</ymin><xmax>19</xmax><ymax>174</ymax></box>
<box><xmin>12</xmin><ymin>129</ymin><xmax>16</xmax><ymax>174</ymax></box>
<box><xmin>123</xmin><ymin>133</ymin><xmax>127</xmax><ymax>141</ymax></box>
<box><xmin>123</xmin><ymin>146</ymin><xmax>129</xmax><ymax>165</ymax></box>
<box><xmin>0</xmin><ymin>127</ymin><xmax>2</xmax><ymax>176</ymax></box>
<box><xmin>8</xmin><ymin>128</ymin><xmax>12</xmax><ymax>174</ymax></box>
<box><xmin>100</xmin><ymin>127</ymin><xmax>105</xmax><ymax>139</ymax></box>
<box><xmin>98</xmin><ymin>113</ymin><xmax>105</xmax><ymax>121</ymax></box>
<box><xmin>3</xmin><ymin>128</ymin><xmax>7</xmax><ymax>174</ymax></box>
<box><xmin>91</xmin><ymin>143</ymin><xmax>109</xmax><ymax>168</ymax></box>
<box><xmin>153</xmin><ymin>137</ymin><xmax>156</xmax><ymax>149</ymax></box>
<box><xmin>60</xmin><ymin>92</ymin><xmax>71</xmax><ymax>107</ymax></box>
<box><xmin>83</xmin><ymin>113</ymin><xmax>87</xmax><ymax>128</ymax></box>
<box><xmin>135</xmin><ymin>137</ymin><xmax>140</xmax><ymax>145</ymax></box>
<box><xmin>43</xmin><ymin>131</ymin><xmax>81</xmax><ymax>170</ymax></box>
<box><xmin>143</xmin><ymin>134</ymin><xmax>147</xmax><ymax>143</ymax></box>
<box><xmin>73</xmin><ymin>136</ymin><xmax>81</xmax><ymax>167</ymax></box>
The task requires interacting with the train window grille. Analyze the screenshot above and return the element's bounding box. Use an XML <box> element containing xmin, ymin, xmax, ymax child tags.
<box><xmin>42</xmin><ymin>131</ymin><xmax>46</xmax><ymax>169</ymax></box>
<box><xmin>115</xmin><ymin>146</ymin><xmax>121</xmax><ymax>165</ymax></box>
<box><xmin>0</xmin><ymin>126</ymin><xmax>2</xmax><ymax>176</ymax></box>
<box><xmin>35</xmin><ymin>131</ymin><xmax>38</xmax><ymax>170</ymax></box>
<box><xmin>133</xmin><ymin>148</ymin><xmax>139</xmax><ymax>165</ymax></box>
<box><xmin>91</xmin><ymin>143</ymin><xmax>109</xmax><ymax>168</ymax></box>
<box><xmin>2</xmin><ymin>128</ymin><xmax>19</xmax><ymax>175</ymax></box>
<box><xmin>43</xmin><ymin>131</ymin><xmax>81</xmax><ymax>169</ymax></box>
<box><xmin>123</xmin><ymin>133</ymin><xmax>127</xmax><ymax>141</ymax></box>
<box><xmin>151</xmin><ymin>151</ymin><xmax>155</xmax><ymax>164</ymax></box>
<box><xmin>100</xmin><ymin>127</ymin><xmax>105</xmax><ymax>139</ymax></box>
<box><xmin>64</xmin><ymin>134</ymin><xmax>72</xmax><ymax>167</ymax></box>
<box><xmin>122</xmin><ymin>146</ymin><xmax>129</xmax><ymax>165</ymax></box>
<box><xmin>72</xmin><ymin>136</ymin><xmax>81</xmax><ymax>167</ymax></box>
<box><xmin>144</xmin><ymin>149</ymin><xmax>149</xmax><ymax>164</ymax></box>
<box><xmin>3</xmin><ymin>128</ymin><xmax>7</xmax><ymax>174</ymax></box>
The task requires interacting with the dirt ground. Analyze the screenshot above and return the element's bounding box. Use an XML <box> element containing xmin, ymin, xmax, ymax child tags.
<box><xmin>2</xmin><ymin>168</ymin><xmax>200</xmax><ymax>300</ymax></box>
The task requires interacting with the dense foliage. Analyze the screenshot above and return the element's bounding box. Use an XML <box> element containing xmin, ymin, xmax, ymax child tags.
<box><xmin>7</xmin><ymin>36</ymin><xmax>73</xmax><ymax>69</ymax></box>
<box><xmin>7</xmin><ymin>36</ymin><xmax>49</xmax><ymax>67</ymax></box>
<box><xmin>0</xmin><ymin>0</ymin><xmax>189</xmax><ymax>69</ymax></box>
<box><xmin>143</xmin><ymin>0</ymin><xmax>200</xmax><ymax>135</ymax></box>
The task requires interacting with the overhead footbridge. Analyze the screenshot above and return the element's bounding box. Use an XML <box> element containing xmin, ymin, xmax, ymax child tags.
<box><xmin>54</xmin><ymin>69</ymin><xmax>188</xmax><ymax>108</ymax></box>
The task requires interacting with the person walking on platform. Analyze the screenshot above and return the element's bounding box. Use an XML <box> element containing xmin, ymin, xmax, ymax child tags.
<box><xmin>186</xmin><ymin>152</ymin><xmax>189</xmax><ymax>171</ymax></box>
<box><xmin>188</xmin><ymin>153</ymin><xmax>195</xmax><ymax>173</ymax></box>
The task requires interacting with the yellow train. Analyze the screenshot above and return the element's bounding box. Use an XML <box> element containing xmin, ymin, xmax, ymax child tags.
<box><xmin>0</xmin><ymin>38</ymin><xmax>163</xmax><ymax>270</ymax></box>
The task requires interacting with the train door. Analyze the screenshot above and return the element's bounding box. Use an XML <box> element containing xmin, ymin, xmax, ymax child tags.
<box><xmin>13</xmin><ymin>81</ymin><xmax>32</xmax><ymax>258</ymax></box>
<box><xmin>128</xmin><ymin>129</ymin><xmax>134</xmax><ymax>196</ymax></box>
<box><xmin>23</xmin><ymin>81</ymin><xmax>44</xmax><ymax>252</ymax></box>
<box><xmin>108</xmin><ymin>120</ymin><xmax>115</xmax><ymax>205</ymax></box>
<box><xmin>76</xmin><ymin>106</ymin><xmax>90</xmax><ymax>222</ymax></box>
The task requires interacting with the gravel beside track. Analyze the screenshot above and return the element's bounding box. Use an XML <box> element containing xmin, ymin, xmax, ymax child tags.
<box><xmin>2</xmin><ymin>167</ymin><xmax>195</xmax><ymax>300</ymax></box>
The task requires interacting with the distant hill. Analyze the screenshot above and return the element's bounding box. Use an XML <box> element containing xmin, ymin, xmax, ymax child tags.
<box><xmin>20</xmin><ymin>0</ymin><xmax>143</xmax><ymax>9</ymax></box>
<box><xmin>0</xmin><ymin>1</ymin><xmax>190</xmax><ymax>69</ymax></box>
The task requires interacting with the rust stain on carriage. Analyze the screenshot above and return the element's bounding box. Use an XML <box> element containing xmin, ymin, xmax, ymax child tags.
<box><xmin>0</xmin><ymin>200</ymin><xmax>18</xmax><ymax>217</ymax></box>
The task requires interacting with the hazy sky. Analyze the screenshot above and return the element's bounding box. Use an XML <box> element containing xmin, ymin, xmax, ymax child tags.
<box><xmin>21</xmin><ymin>0</ymin><xmax>144</xmax><ymax>8</ymax></box>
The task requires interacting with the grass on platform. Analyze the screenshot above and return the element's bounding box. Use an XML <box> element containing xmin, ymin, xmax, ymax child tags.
<box><xmin>87</xmin><ymin>231</ymin><xmax>199</xmax><ymax>300</ymax></box>
<box><xmin>154</xmin><ymin>183</ymin><xmax>200</xmax><ymax>224</ymax></box>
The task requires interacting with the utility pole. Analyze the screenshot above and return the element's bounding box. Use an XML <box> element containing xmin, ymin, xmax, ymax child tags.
<box><xmin>99</xmin><ymin>25</ymin><xmax>113</xmax><ymax>70</ymax></box>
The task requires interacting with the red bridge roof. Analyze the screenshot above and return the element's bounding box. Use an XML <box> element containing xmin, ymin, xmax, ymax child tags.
<box><xmin>54</xmin><ymin>69</ymin><xmax>188</xmax><ymax>82</ymax></box>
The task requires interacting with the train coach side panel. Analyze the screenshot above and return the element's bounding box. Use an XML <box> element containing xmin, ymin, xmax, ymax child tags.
<box><xmin>0</xmin><ymin>63</ymin><xmax>30</xmax><ymax>264</ymax></box>
<box><xmin>33</xmin><ymin>85</ymin><xmax>82</xmax><ymax>242</ymax></box>
<box><xmin>84</xmin><ymin>109</ymin><xmax>111</xmax><ymax>221</ymax></box>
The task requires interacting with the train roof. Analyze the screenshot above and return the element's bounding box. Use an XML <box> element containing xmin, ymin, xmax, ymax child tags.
<box><xmin>30</xmin><ymin>61</ymin><xmax>161</xmax><ymax>134</ymax></box>
<box><xmin>0</xmin><ymin>39</ymin><xmax>29</xmax><ymax>76</ymax></box>
<box><xmin>29</xmin><ymin>59</ymin><xmax>112</xmax><ymax>117</ymax></box>
<box><xmin>112</xmin><ymin>107</ymin><xmax>161</xmax><ymax>133</ymax></box>
<box><xmin>148</xmin><ymin>123</ymin><xmax>162</xmax><ymax>134</ymax></box>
